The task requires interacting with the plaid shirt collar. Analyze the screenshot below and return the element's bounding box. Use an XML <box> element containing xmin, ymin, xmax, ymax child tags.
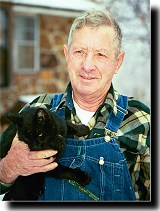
<box><xmin>56</xmin><ymin>82</ymin><xmax>119</xmax><ymax>116</ymax></box>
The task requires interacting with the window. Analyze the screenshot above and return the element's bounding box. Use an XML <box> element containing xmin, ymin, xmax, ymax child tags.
<box><xmin>14</xmin><ymin>15</ymin><xmax>39</xmax><ymax>73</ymax></box>
<box><xmin>0</xmin><ymin>8</ymin><xmax>9</xmax><ymax>87</ymax></box>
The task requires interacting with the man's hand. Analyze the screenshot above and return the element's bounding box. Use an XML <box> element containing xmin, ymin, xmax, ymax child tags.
<box><xmin>0</xmin><ymin>134</ymin><xmax>58</xmax><ymax>184</ymax></box>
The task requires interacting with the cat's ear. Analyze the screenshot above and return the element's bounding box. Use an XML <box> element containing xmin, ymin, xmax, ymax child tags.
<box><xmin>35</xmin><ymin>108</ymin><xmax>48</xmax><ymax>125</ymax></box>
<box><xmin>7</xmin><ymin>112</ymin><xmax>23</xmax><ymax>126</ymax></box>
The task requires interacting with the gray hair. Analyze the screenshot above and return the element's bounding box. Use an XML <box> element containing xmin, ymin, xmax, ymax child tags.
<box><xmin>67</xmin><ymin>9</ymin><xmax>122</xmax><ymax>54</ymax></box>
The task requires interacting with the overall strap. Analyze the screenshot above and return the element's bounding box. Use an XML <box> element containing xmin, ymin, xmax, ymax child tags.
<box><xmin>105</xmin><ymin>94</ymin><xmax>128</xmax><ymax>132</ymax></box>
<box><xmin>52</xmin><ymin>93</ymin><xmax>65</xmax><ymax>119</ymax></box>
<box><xmin>52</xmin><ymin>93</ymin><xmax>64</xmax><ymax>110</ymax></box>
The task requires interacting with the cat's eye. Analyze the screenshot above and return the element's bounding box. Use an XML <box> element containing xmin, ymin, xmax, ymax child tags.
<box><xmin>26</xmin><ymin>130</ymin><xmax>33</xmax><ymax>136</ymax></box>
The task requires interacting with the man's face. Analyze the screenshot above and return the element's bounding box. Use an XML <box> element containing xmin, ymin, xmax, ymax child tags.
<box><xmin>64</xmin><ymin>26</ymin><xmax>124</xmax><ymax>98</ymax></box>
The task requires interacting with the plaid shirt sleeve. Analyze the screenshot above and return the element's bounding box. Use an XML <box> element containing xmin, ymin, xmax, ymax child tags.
<box><xmin>117</xmin><ymin>97</ymin><xmax>150</xmax><ymax>200</ymax></box>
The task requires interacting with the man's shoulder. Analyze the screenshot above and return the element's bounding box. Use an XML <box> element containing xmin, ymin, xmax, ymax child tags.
<box><xmin>24</xmin><ymin>93</ymin><xmax>64</xmax><ymax>110</ymax></box>
<box><xmin>127</xmin><ymin>97</ymin><xmax>150</xmax><ymax>115</ymax></box>
<box><xmin>118</xmin><ymin>96</ymin><xmax>150</xmax><ymax>149</ymax></box>
<box><xmin>121</xmin><ymin>96</ymin><xmax>150</xmax><ymax>132</ymax></box>
<box><xmin>124</xmin><ymin>96</ymin><xmax>150</xmax><ymax>139</ymax></box>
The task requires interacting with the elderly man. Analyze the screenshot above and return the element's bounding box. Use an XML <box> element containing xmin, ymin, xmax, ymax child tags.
<box><xmin>0</xmin><ymin>9</ymin><xmax>150</xmax><ymax>201</ymax></box>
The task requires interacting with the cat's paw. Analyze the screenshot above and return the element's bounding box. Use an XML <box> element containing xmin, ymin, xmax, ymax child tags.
<box><xmin>73</xmin><ymin>168</ymin><xmax>91</xmax><ymax>186</ymax></box>
<box><xmin>76</xmin><ymin>125</ymin><xmax>90</xmax><ymax>137</ymax></box>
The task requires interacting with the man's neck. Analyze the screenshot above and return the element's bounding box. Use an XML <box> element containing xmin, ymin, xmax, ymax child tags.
<box><xmin>73</xmin><ymin>91</ymin><xmax>108</xmax><ymax>112</ymax></box>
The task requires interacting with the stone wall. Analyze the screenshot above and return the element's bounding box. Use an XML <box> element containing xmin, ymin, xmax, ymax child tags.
<box><xmin>0</xmin><ymin>14</ymin><xmax>74</xmax><ymax>132</ymax></box>
<box><xmin>0</xmin><ymin>14</ymin><xmax>73</xmax><ymax>112</ymax></box>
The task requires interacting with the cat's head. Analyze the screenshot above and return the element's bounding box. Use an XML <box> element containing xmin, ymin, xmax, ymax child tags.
<box><xmin>7</xmin><ymin>107</ymin><xmax>56</xmax><ymax>150</ymax></box>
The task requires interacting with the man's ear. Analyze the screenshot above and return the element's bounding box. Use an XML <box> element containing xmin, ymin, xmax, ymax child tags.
<box><xmin>63</xmin><ymin>45</ymin><xmax>69</xmax><ymax>61</ymax></box>
<box><xmin>35</xmin><ymin>108</ymin><xmax>48</xmax><ymax>125</ymax></box>
<box><xmin>114</xmin><ymin>51</ymin><xmax>125</xmax><ymax>74</ymax></box>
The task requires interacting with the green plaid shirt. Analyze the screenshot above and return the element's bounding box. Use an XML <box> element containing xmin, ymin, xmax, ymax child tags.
<box><xmin>1</xmin><ymin>83</ymin><xmax>150</xmax><ymax>200</ymax></box>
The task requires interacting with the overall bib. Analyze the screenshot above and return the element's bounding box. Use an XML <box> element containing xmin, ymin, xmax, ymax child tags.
<box><xmin>39</xmin><ymin>93</ymin><xmax>136</xmax><ymax>201</ymax></box>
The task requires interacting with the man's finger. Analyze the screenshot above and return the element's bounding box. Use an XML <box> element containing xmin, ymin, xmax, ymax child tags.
<box><xmin>28</xmin><ymin>156</ymin><xmax>56</xmax><ymax>167</ymax></box>
<box><xmin>29</xmin><ymin>149</ymin><xmax>58</xmax><ymax>160</ymax></box>
<box><xmin>27</xmin><ymin>162</ymin><xmax>59</xmax><ymax>175</ymax></box>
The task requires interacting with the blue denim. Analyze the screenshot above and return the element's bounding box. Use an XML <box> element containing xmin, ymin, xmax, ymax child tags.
<box><xmin>38</xmin><ymin>94</ymin><xmax>136</xmax><ymax>201</ymax></box>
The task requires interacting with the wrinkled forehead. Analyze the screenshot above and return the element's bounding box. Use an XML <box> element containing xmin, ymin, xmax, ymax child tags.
<box><xmin>71</xmin><ymin>26</ymin><xmax>117</xmax><ymax>53</ymax></box>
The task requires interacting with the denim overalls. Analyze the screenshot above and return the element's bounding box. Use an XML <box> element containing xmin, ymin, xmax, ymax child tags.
<box><xmin>39</xmin><ymin>93</ymin><xmax>136</xmax><ymax>201</ymax></box>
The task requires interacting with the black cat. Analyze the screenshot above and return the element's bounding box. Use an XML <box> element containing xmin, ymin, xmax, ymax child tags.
<box><xmin>0</xmin><ymin>106</ymin><xmax>91</xmax><ymax>200</ymax></box>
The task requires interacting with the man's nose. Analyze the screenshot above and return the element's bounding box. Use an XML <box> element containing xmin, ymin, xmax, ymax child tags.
<box><xmin>82</xmin><ymin>53</ymin><xmax>95</xmax><ymax>72</ymax></box>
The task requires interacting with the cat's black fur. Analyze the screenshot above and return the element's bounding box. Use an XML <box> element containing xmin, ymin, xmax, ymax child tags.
<box><xmin>0</xmin><ymin>107</ymin><xmax>91</xmax><ymax>201</ymax></box>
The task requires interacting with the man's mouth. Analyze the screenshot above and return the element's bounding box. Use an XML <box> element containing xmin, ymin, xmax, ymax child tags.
<box><xmin>80</xmin><ymin>75</ymin><xmax>96</xmax><ymax>80</ymax></box>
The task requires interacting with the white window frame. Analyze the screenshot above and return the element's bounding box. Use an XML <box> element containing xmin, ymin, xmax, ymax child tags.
<box><xmin>14</xmin><ymin>14</ymin><xmax>39</xmax><ymax>73</ymax></box>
